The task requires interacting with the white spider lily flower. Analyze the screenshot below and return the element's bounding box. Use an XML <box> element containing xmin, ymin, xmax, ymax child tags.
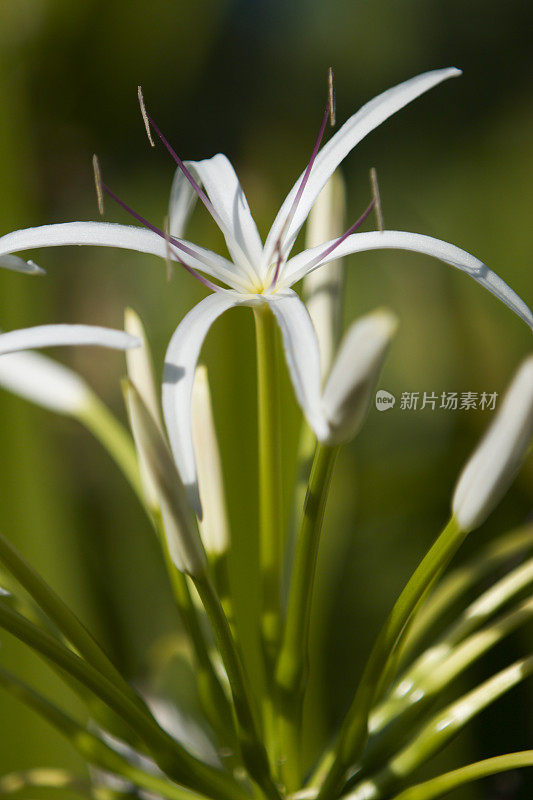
<box><xmin>124</xmin><ymin>307</ymin><xmax>163</xmax><ymax>511</ymax></box>
<box><xmin>304</xmin><ymin>171</ymin><xmax>346</xmax><ymax>379</ymax></box>
<box><xmin>192</xmin><ymin>365</ymin><xmax>230</xmax><ymax>556</ymax></box>
<box><xmin>0</xmin><ymin>68</ymin><xmax>531</xmax><ymax>511</ymax></box>
<box><xmin>123</xmin><ymin>378</ymin><xmax>206</xmax><ymax>576</ymax></box>
<box><xmin>0</xmin><ymin>350</ymin><xmax>91</xmax><ymax>415</ymax></box>
<box><xmin>322</xmin><ymin>309</ymin><xmax>398</xmax><ymax>444</ymax></box>
<box><xmin>452</xmin><ymin>356</ymin><xmax>533</xmax><ymax>531</ymax></box>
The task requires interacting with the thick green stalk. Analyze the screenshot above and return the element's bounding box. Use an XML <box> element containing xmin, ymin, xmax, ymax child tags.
<box><xmin>316</xmin><ymin>517</ymin><xmax>467</xmax><ymax>800</ymax></box>
<box><xmin>193</xmin><ymin>571</ymin><xmax>282</xmax><ymax>800</ymax></box>
<box><xmin>0</xmin><ymin>603</ymin><xmax>246</xmax><ymax>800</ymax></box>
<box><xmin>276</xmin><ymin>442</ymin><xmax>338</xmax><ymax>791</ymax></box>
<box><xmin>254</xmin><ymin>306</ymin><xmax>283</xmax><ymax>667</ymax></box>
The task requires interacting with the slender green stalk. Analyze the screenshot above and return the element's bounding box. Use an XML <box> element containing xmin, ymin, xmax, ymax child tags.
<box><xmin>0</xmin><ymin>668</ymin><xmax>199</xmax><ymax>800</ymax></box>
<box><xmin>254</xmin><ymin>306</ymin><xmax>283</xmax><ymax>666</ymax></box>
<box><xmin>316</xmin><ymin>516</ymin><xmax>467</xmax><ymax>800</ymax></box>
<box><xmin>81</xmin><ymin>394</ymin><xmax>232</xmax><ymax>751</ymax></box>
<box><xmin>390</xmin><ymin>751</ymin><xmax>533</xmax><ymax>800</ymax></box>
<box><xmin>78</xmin><ymin>395</ymin><xmax>144</xmax><ymax>504</ymax></box>
<box><xmin>0</xmin><ymin>603</ymin><xmax>246</xmax><ymax>800</ymax></box>
<box><xmin>193</xmin><ymin>571</ymin><xmax>282</xmax><ymax>800</ymax></box>
<box><xmin>348</xmin><ymin>656</ymin><xmax>533</xmax><ymax>800</ymax></box>
<box><xmin>0</xmin><ymin>529</ymin><xmax>149</xmax><ymax>717</ymax></box>
<box><xmin>276</xmin><ymin>442</ymin><xmax>338</xmax><ymax>791</ymax></box>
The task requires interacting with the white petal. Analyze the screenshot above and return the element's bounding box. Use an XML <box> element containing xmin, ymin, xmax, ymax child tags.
<box><xmin>263</xmin><ymin>67</ymin><xmax>461</xmax><ymax>267</ymax></box>
<box><xmin>0</xmin><ymin>221</ymin><xmax>247</xmax><ymax>291</ymax></box>
<box><xmin>169</xmin><ymin>154</ymin><xmax>263</xmax><ymax>281</ymax></box>
<box><xmin>265</xmin><ymin>289</ymin><xmax>329</xmax><ymax>440</ymax></box>
<box><xmin>0</xmin><ymin>324</ymin><xmax>139</xmax><ymax>355</ymax></box>
<box><xmin>0</xmin><ymin>350</ymin><xmax>91</xmax><ymax>414</ymax></box>
<box><xmin>284</xmin><ymin>230</ymin><xmax>533</xmax><ymax>330</ymax></box>
<box><xmin>162</xmin><ymin>291</ymin><xmax>246</xmax><ymax>515</ymax></box>
<box><xmin>452</xmin><ymin>356</ymin><xmax>533</xmax><ymax>531</ymax></box>
<box><xmin>0</xmin><ymin>254</ymin><xmax>45</xmax><ymax>275</ymax></box>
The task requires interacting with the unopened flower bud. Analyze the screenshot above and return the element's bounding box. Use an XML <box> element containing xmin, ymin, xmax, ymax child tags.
<box><xmin>321</xmin><ymin>309</ymin><xmax>398</xmax><ymax>445</ymax></box>
<box><xmin>123</xmin><ymin>379</ymin><xmax>206</xmax><ymax>576</ymax></box>
<box><xmin>0</xmin><ymin>350</ymin><xmax>92</xmax><ymax>415</ymax></box>
<box><xmin>304</xmin><ymin>171</ymin><xmax>346</xmax><ymax>379</ymax></box>
<box><xmin>192</xmin><ymin>366</ymin><xmax>229</xmax><ymax>556</ymax></box>
<box><xmin>124</xmin><ymin>308</ymin><xmax>162</xmax><ymax>510</ymax></box>
<box><xmin>452</xmin><ymin>356</ymin><xmax>533</xmax><ymax>532</ymax></box>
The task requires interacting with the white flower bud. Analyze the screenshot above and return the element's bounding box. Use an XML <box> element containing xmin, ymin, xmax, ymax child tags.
<box><xmin>321</xmin><ymin>309</ymin><xmax>398</xmax><ymax>445</ymax></box>
<box><xmin>0</xmin><ymin>350</ymin><xmax>91</xmax><ymax>415</ymax></box>
<box><xmin>124</xmin><ymin>308</ymin><xmax>162</xmax><ymax>510</ymax></box>
<box><xmin>124</xmin><ymin>379</ymin><xmax>206</xmax><ymax>576</ymax></box>
<box><xmin>304</xmin><ymin>171</ymin><xmax>346</xmax><ymax>379</ymax></box>
<box><xmin>192</xmin><ymin>365</ymin><xmax>229</xmax><ymax>556</ymax></box>
<box><xmin>452</xmin><ymin>356</ymin><xmax>533</xmax><ymax>532</ymax></box>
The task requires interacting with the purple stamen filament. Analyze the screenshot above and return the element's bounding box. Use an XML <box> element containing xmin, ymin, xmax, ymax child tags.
<box><xmin>144</xmin><ymin>113</ymin><xmax>222</xmax><ymax>227</ymax></box>
<box><xmin>100</xmin><ymin>180</ymin><xmax>221</xmax><ymax>293</ymax></box>
<box><xmin>301</xmin><ymin>198</ymin><xmax>376</xmax><ymax>274</ymax></box>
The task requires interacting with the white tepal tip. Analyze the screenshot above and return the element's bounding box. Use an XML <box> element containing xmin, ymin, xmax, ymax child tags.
<box><xmin>321</xmin><ymin>309</ymin><xmax>398</xmax><ymax>445</ymax></box>
<box><xmin>452</xmin><ymin>356</ymin><xmax>533</xmax><ymax>532</ymax></box>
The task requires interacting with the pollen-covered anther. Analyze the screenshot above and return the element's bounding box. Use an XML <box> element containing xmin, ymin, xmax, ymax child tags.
<box><xmin>92</xmin><ymin>154</ymin><xmax>105</xmax><ymax>216</ymax></box>
<box><xmin>328</xmin><ymin>67</ymin><xmax>336</xmax><ymax>127</ymax></box>
<box><xmin>138</xmin><ymin>85</ymin><xmax>155</xmax><ymax>147</ymax></box>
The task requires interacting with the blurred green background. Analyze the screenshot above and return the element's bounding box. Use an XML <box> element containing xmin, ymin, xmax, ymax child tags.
<box><xmin>0</xmin><ymin>1</ymin><xmax>531</xmax><ymax>797</ymax></box>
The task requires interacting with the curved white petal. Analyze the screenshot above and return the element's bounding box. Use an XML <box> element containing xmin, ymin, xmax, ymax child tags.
<box><xmin>263</xmin><ymin>67</ymin><xmax>461</xmax><ymax>268</ymax></box>
<box><xmin>162</xmin><ymin>291</ymin><xmax>246</xmax><ymax>515</ymax></box>
<box><xmin>0</xmin><ymin>324</ymin><xmax>139</xmax><ymax>355</ymax></box>
<box><xmin>169</xmin><ymin>154</ymin><xmax>263</xmax><ymax>282</ymax></box>
<box><xmin>0</xmin><ymin>222</ymin><xmax>247</xmax><ymax>291</ymax></box>
<box><xmin>265</xmin><ymin>289</ymin><xmax>329</xmax><ymax>440</ymax></box>
<box><xmin>284</xmin><ymin>230</ymin><xmax>533</xmax><ymax>330</ymax></box>
<box><xmin>0</xmin><ymin>254</ymin><xmax>45</xmax><ymax>275</ymax></box>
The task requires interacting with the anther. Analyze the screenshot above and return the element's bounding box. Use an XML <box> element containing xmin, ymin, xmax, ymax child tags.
<box><xmin>370</xmin><ymin>168</ymin><xmax>384</xmax><ymax>232</ymax></box>
<box><xmin>138</xmin><ymin>86</ymin><xmax>155</xmax><ymax>147</ymax></box>
<box><xmin>92</xmin><ymin>154</ymin><xmax>105</xmax><ymax>215</ymax></box>
<box><xmin>328</xmin><ymin>67</ymin><xmax>336</xmax><ymax>127</ymax></box>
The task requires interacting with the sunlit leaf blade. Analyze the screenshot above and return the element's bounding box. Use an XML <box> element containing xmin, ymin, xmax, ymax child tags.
<box><xmin>389</xmin><ymin>751</ymin><xmax>533</xmax><ymax>800</ymax></box>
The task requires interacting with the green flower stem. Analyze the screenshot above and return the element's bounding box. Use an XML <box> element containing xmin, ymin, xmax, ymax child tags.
<box><xmin>316</xmin><ymin>516</ymin><xmax>467</xmax><ymax>800</ymax></box>
<box><xmin>78</xmin><ymin>395</ymin><xmax>144</xmax><ymax>505</ymax></box>
<box><xmin>0</xmin><ymin>602</ymin><xmax>247</xmax><ymax>800</ymax></box>
<box><xmin>0</xmin><ymin>529</ymin><xmax>149</xmax><ymax>718</ymax></box>
<box><xmin>390</xmin><ymin>751</ymin><xmax>533</xmax><ymax>800</ymax></box>
<box><xmin>254</xmin><ymin>305</ymin><xmax>283</xmax><ymax>679</ymax></box>
<box><xmin>193</xmin><ymin>571</ymin><xmax>282</xmax><ymax>800</ymax></box>
<box><xmin>276</xmin><ymin>442</ymin><xmax>338</xmax><ymax>791</ymax></box>
<box><xmin>0</xmin><ymin>668</ymin><xmax>199</xmax><ymax>800</ymax></box>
